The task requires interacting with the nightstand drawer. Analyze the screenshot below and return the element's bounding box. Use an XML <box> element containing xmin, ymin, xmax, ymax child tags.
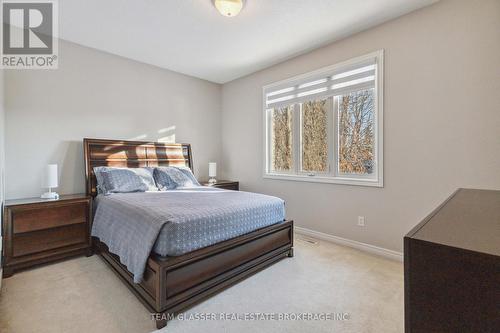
<box><xmin>215</xmin><ymin>183</ymin><xmax>239</xmax><ymax>191</ymax></box>
<box><xmin>3</xmin><ymin>194</ymin><xmax>92</xmax><ymax>278</ymax></box>
<box><xmin>12</xmin><ymin>223</ymin><xmax>87</xmax><ymax>257</ymax></box>
<box><xmin>12</xmin><ymin>202</ymin><xmax>88</xmax><ymax>234</ymax></box>
<box><xmin>201</xmin><ymin>180</ymin><xmax>239</xmax><ymax>191</ymax></box>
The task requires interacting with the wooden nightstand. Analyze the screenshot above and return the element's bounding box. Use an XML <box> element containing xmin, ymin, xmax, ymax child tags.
<box><xmin>2</xmin><ymin>194</ymin><xmax>92</xmax><ymax>278</ymax></box>
<box><xmin>201</xmin><ymin>180</ymin><xmax>239</xmax><ymax>191</ymax></box>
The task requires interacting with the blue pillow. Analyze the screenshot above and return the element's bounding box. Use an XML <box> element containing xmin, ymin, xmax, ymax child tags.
<box><xmin>94</xmin><ymin>167</ymin><xmax>157</xmax><ymax>195</ymax></box>
<box><xmin>153</xmin><ymin>166</ymin><xmax>200</xmax><ymax>190</ymax></box>
<box><xmin>93</xmin><ymin>166</ymin><xmax>108</xmax><ymax>194</ymax></box>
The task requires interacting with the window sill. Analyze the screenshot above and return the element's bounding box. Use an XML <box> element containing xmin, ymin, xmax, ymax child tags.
<box><xmin>263</xmin><ymin>173</ymin><xmax>383</xmax><ymax>188</ymax></box>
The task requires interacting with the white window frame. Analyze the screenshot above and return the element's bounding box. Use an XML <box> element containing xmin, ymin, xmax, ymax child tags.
<box><xmin>263</xmin><ymin>50</ymin><xmax>384</xmax><ymax>187</ymax></box>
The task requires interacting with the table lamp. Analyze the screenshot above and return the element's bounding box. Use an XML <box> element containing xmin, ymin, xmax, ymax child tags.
<box><xmin>41</xmin><ymin>164</ymin><xmax>59</xmax><ymax>199</ymax></box>
<box><xmin>208</xmin><ymin>162</ymin><xmax>217</xmax><ymax>185</ymax></box>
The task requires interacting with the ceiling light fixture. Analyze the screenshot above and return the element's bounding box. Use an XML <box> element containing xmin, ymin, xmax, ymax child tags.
<box><xmin>214</xmin><ymin>0</ymin><xmax>243</xmax><ymax>17</ymax></box>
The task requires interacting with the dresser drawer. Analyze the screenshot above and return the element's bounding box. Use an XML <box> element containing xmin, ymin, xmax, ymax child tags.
<box><xmin>12</xmin><ymin>202</ymin><xmax>88</xmax><ymax>234</ymax></box>
<box><xmin>12</xmin><ymin>223</ymin><xmax>88</xmax><ymax>257</ymax></box>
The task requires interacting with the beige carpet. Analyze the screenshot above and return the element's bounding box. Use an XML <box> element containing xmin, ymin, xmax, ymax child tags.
<box><xmin>0</xmin><ymin>235</ymin><xmax>403</xmax><ymax>333</ymax></box>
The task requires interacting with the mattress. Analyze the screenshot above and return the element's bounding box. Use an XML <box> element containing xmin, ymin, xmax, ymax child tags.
<box><xmin>92</xmin><ymin>187</ymin><xmax>285</xmax><ymax>282</ymax></box>
<box><xmin>151</xmin><ymin>188</ymin><xmax>285</xmax><ymax>256</ymax></box>
<box><xmin>153</xmin><ymin>189</ymin><xmax>285</xmax><ymax>256</ymax></box>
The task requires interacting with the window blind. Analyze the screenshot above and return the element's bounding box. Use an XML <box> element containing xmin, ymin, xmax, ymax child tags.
<box><xmin>265</xmin><ymin>57</ymin><xmax>377</xmax><ymax>109</ymax></box>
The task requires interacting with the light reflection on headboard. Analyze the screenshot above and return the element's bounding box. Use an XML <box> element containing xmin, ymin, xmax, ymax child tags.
<box><xmin>83</xmin><ymin>138</ymin><xmax>192</xmax><ymax>197</ymax></box>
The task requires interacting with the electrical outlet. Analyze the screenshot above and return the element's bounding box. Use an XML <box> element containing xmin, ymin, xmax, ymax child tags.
<box><xmin>357</xmin><ymin>216</ymin><xmax>365</xmax><ymax>227</ymax></box>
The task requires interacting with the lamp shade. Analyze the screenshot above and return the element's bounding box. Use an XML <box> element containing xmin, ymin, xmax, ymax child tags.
<box><xmin>208</xmin><ymin>162</ymin><xmax>217</xmax><ymax>177</ymax></box>
<box><xmin>42</xmin><ymin>164</ymin><xmax>58</xmax><ymax>188</ymax></box>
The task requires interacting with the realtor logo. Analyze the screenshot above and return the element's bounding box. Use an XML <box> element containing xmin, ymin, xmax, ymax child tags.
<box><xmin>1</xmin><ymin>0</ymin><xmax>58</xmax><ymax>69</ymax></box>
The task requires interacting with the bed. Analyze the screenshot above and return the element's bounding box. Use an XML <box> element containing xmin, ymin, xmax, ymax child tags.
<box><xmin>84</xmin><ymin>138</ymin><xmax>294</xmax><ymax>329</ymax></box>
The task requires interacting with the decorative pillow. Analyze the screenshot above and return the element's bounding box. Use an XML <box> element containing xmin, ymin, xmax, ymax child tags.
<box><xmin>94</xmin><ymin>167</ymin><xmax>157</xmax><ymax>195</ymax></box>
<box><xmin>153</xmin><ymin>166</ymin><xmax>200</xmax><ymax>190</ymax></box>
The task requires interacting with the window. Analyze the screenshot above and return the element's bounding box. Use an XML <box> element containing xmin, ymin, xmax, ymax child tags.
<box><xmin>270</xmin><ymin>105</ymin><xmax>294</xmax><ymax>172</ymax></box>
<box><xmin>264</xmin><ymin>50</ymin><xmax>383</xmax><ymax>187</ymax></box>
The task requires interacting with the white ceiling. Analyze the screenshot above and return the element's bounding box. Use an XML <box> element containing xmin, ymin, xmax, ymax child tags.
<box><xmin>59</xmin><ymin>0</ymin><xmax>437</xmax><ymax>83</ymax></box>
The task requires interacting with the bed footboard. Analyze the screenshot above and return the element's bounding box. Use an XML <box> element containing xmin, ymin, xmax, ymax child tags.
<box><xmin>94</xmin><ymin>220</ymin><xmax>294</xmax><ymax>329</ymax></box>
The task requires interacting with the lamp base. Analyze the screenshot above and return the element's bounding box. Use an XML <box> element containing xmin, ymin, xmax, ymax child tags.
<box><xmin>208</xmin><ymin>177</ymin><xmax>217</xmax><ymax>185</ymax></box>
<box><xmin>41</xmin><ymin>192</ymin><xmax>59</xmax><ymax>200</ymax></box>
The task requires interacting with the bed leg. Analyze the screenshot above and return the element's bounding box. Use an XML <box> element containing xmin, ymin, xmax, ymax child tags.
<box><xmin>156</xmin><ymin>318</ymin><xmax>168</xmax><ymax>329</ymax></box>
<box><xmin>287</xmin><ymin>248</ymin><xmax>294</xmax><ymax>258</ymax></box>
<box><xmin>2</xmin><ymin>267</ymin><xmax>14</xmax><ymax>278</ymax></box>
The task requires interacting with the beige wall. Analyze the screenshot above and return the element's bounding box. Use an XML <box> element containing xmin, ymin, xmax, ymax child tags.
<box><xmin>5</xmin><ymin>40</ymin><xmax>222</xmax><ymax>199</ymax></box>
<box><xmin>221</xmin><ymin>0</ymin><xmax>500</xmax><ymax>252</ymax></box>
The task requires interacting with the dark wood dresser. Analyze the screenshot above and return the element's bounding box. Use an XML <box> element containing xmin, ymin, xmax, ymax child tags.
<box><xmin>2</xmin><ymin>194</ymin><xmax>92</xmax><ymax>277</ymax></box>
<box><xmin>202</xmin><ymin>180</ymin><xmax>239</xmax><ymax>191</ymax></box>
<box><xmin>404</xmin><ymin>188</ymin><xmax>500</xmax><ymax>333</ymax></box>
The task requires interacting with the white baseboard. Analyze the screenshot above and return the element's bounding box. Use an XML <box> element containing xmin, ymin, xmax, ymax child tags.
<box><xmin>294</xmin><ymin>226</ymin><xmax>403</xmax><ymax>262</ymax></box>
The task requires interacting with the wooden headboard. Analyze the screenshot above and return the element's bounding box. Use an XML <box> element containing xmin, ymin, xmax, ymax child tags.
<box><xmin>83</xmin><ymin>138</ymin><xmax>193</xmax><ymax>197</ymax></box>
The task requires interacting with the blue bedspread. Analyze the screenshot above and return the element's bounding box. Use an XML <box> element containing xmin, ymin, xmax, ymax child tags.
<box><xmin>92</xmin><ymin>187</ymin><xmax>285</xmax><ymax>283</ymax></box>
